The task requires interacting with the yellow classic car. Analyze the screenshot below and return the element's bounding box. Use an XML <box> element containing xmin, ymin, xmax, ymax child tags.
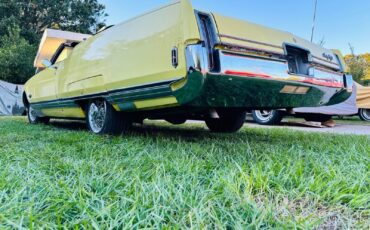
<box><xmin>24</xmin><ymin>0</ymin><xmax>353</xmax><ymax>134</ymax></box>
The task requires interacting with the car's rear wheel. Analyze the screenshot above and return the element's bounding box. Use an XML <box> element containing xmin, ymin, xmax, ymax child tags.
<box><xmin>359</xmin><ymin>109</ymin><xmax>370</xmax><ymax>121</ymax></box>
<box><xmin>86</xmin><ymin>99</ymin><xmax>131</xmax><ymax>135</ymax></box>
<box><xmin>27</xmin><ymin>106</ymin><xmax>50</xmax><ymax>124</ymax></box>
<box><xmin>205</xmin><ymin>110</ymin><xmax>246</xmax><ymax>133</ymax></box>
<box><xmin>303</xmin><ymin>114</ymin><xmax>333</xmax><ymax>123</ymax></box>
<box><xmin>252</xmin><ymin>110</ymin><xmax>283</xmax><ymax>125</ymax></box>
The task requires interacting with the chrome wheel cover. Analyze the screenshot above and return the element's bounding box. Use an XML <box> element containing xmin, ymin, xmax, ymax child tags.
<box><xmin>28</xmin><ymin>106</ymin><xmax>37</xmax><ymax>122</ymax></box>
<box><xmin>88</xmin><ymin>101</ymin><xmax>107</xmax><ymax>133</ymax></box>
<box><xmin>360</xmin><ymin>109</ymin><xmax>370</xmax><ymax>121</ymax></box>
<box><xmin>255</xmin><ymin>110</ymin><xmax>274</xmax><ymax>122</ymax></box>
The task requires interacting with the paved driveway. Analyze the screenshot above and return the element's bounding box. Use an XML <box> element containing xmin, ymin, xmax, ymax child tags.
<box><xmin>246</xmin><ymin>122</ymin><xmax>370</xmax><ymax>136</ymax></box>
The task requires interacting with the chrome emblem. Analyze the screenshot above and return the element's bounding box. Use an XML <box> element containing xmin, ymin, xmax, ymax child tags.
<box><xmin>322</xmin><ymin>53</ymin><xmax>334</xmax><ymax>61</ymax></box>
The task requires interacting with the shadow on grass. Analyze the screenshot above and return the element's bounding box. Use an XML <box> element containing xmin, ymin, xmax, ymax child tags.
<box><xmin>49</xmin><ymin>119</ymin><xmax>87</xmax><ymax>131</ymax></box>
<box><xmin>49</xmin><ymin>118</ymin><xmax>244</xmax><ymax>135</ymax></box>
<box><xmin>49</xmin><ymin>119</ymin><xmax>208</xmax><ymax>135</ymax></box>
<box><xmin>46</xmin><ymin>119</ymin><xmax>283</xmax><ymax>146</ymax></box>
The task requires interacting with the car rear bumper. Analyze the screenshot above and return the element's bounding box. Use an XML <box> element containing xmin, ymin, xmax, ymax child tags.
<box><xmin>186</xmin><ymin>72</ymin><xmax>352</xmax><ymax>109</ymax></box>
<box><xmin>177</xmin><ymin>45</ymin><xmax>352</xmax><ymax>109</ymax></box>
<box><xmin>217</xmin><ymin>50</ymin><xmax>352</xmax><ymax>92</ymax></box>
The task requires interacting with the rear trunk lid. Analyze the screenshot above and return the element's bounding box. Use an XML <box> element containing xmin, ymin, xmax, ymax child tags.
<box><xmin>212</xmin><ymin>13</ymin><xmax>342</xmax><ymax>71</ymax></box>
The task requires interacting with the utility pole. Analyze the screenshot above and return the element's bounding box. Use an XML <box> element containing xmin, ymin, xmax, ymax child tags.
<box><xmin>311</xmin><ymin>0</ymin><xmax>318</xmax><ymax>42</ymax></box>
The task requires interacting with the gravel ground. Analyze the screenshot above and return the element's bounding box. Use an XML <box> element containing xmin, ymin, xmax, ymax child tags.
<box><xmin>245</xmin><ymin>121</ymin><xmax>370</xmax><ymax>136</ymax></box>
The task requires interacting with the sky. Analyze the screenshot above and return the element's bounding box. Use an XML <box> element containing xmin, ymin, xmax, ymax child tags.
<box><xmin>99</xmin><ymin>0</ymin><xmax>370</xmax><ymax>55</ymax></box>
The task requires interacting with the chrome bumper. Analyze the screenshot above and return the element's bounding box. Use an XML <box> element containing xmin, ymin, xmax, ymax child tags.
<box><xmin>218</xmin><ymin>50</ymin><xmax>350</xmax><ymax>91</ymax></box>
<box><xmin>182</xmin><ymin>44</ymin><xmax>352</xmax><ymax>109</ymax></box>
<box><xmin>343</xmin><ymin>74</ymin><xmax>353</xmax><ymax>93</ymax></box>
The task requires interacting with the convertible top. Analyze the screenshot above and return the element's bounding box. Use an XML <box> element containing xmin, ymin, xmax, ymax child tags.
<box><xmin>34</xmin><ymin>29</ymin><xmax>91</xmax><ymax>68</ymax></box>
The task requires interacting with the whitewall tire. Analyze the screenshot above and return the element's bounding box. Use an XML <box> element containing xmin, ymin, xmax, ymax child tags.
<box><xmin>86</xmin><ymin>100</ymin><xmax>131</xmax><ymax>135</ymax></box>
<box><xmin>252</xmin><ymin>110</ymin><xmax>283</xmax><ymax>125</ymax></box>
<box><xmin>359</xmin><ymin>109</ymin><xmax>370</xmax><ymax>121</ymax></box>
<box><xmin>27</xmin><ymin>106</ymin><xmax>49</xmax><ymax>124</ymax></box>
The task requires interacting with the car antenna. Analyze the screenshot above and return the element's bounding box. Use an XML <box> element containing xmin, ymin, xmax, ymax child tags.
<box><xmin>310</xmin><ymin>0</ymin><xmax>318</xmax><ymax>42</ymax></box>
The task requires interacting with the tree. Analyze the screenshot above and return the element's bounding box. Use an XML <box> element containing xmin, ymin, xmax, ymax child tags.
<box><xmin>344</xmin><ymin>44</ymin><xmax>369</xmax><ymax>85</ymax></box>
<box><xmin>0</xmin><ymin>26</ymin><xmax>36</xmax><ymax>84</ymax></box>
<box><xmin>0</xmin><ymin>0</ymin><xmax>107</xmax><ymax>84</ymax></box>
<box><xmin>362</xmin><ymin>53</ymin><xmax>370</xmax><ymax>82</ymax></box>
<box><xmin>11</xmin><ymin>0</ymin><xmax>107</xmax><ymax>43</ymax></box>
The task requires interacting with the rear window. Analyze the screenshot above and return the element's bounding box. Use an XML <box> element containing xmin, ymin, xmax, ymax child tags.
<box><xmin>55</xmin><ymin>47</ymin><xmax>74</xmax><ymax>64</ymax></box>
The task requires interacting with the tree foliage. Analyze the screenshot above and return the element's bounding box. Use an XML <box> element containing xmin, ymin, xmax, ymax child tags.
<box><xmin>0</xmin><ymin>26</ymin><xmax>36</xmax><ymax>84</ymax></box>
<box><xmin>0</xmin><ymin>0</ymin><xmax>107</xmax><ymax>84</ymax></box>
<box><xmin>344</xmin><ymin>53</ymin><xmax>370</xmax><ymax>85</ymax></box>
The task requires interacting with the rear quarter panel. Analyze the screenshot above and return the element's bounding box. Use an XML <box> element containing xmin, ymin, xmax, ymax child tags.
<box><xmin>59</xmin><ymin>0</ymin><xmax>200</xmax><ymax>100</ymax></box>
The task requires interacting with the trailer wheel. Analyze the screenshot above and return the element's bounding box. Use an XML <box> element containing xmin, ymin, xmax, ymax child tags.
<box><xmin>86</xmin><ymin>99</ymin><xmax>131</xmax><ymax>135</ymax></box>
<box><xmin>303</xmin><ymin>114</ymin><xmax>332</xmax><ymax>123</ymax></box>
<box><xmin>205</xmin><ymin>110</ymin><xmax>246</xmax><ymax>133</ymax></box>
<box><xmin>27</xmin><ymin>106</ymin><xmax>49</xmax><ymax>125</ymax></box>
<box><xmin>359</xmin><ymin>109</ymin><xmax>370</xmax><ymax>121</ymax></box>
<box><xmin>252</xmin><ymin>110</ymin><xmax>283</xmax><ymax>125</ymax></box>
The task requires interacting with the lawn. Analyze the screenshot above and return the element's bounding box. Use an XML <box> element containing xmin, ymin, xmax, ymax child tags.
<box><xmin>0</xmin><ymin>117</ymin><xmax>369</xmax><ymax>229</ymax></box>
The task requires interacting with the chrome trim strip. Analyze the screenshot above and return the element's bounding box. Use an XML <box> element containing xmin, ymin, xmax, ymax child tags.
<box><xmin>108</xmin><ymin>84</ymin><xmax>171</xmax><ymax>98</ymax></box>
<box><xmin>219</xmin><ymin>34</ymin><xmax>284</xmax><ymax>50</ymax></box>
<box><xmin>312</xmin><ymin>55</ymin><xmax>340</xmax><ymax>67</ymax></box>
<box><xmin>220</xmin><ymin>42</ymin><xmax>285</xmax><ymax>55</ymax></box>
<box><xmin>314</xmin><ymin>66</ymin><xmax>343</xmax><ymax>76</ymax></box>
<box><xmin>221</xmin><ymin>50</ymin><xmax>287</xmax><ymax>63</ymax></box>
<box><xmin>108</xmin><ymin>77</ymin><xmax>182</xmax><ymax>95</ymax></box>
<box><xmin>30</xmin><ymin>77</ymin><xmax>183</xmax><ymax>107</ymax></box>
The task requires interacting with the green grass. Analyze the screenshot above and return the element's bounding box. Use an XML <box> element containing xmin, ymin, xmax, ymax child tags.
<box><xmin>0</xmin><ymin>117</ymin><xmax>369</xmax><ymax>229</ymax></box>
